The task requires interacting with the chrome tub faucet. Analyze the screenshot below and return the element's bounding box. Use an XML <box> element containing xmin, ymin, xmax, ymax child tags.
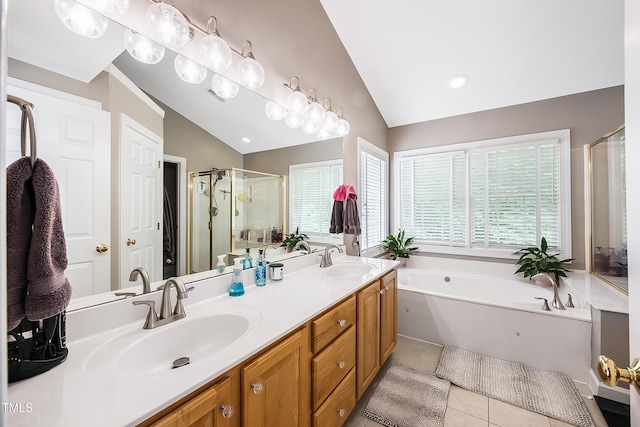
<box><xmin>532</xmin><ymin>272</ymin><xmax>565</xmax><ymax>310</ymax></box>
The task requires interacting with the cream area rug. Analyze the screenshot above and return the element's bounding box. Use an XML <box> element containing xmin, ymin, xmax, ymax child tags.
<box><xmin>363</xmin><ymin>364</ymin><xmax>450</xmax><ymax>427</ymax></box>
<box><xmin>435</xmin><ymin>346</ymin><xmax>595</xmax><ymax>427</ymax></box>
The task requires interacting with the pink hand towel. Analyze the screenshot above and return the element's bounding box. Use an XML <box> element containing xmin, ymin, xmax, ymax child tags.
<box><xmin>25</xmin><ymin>159</ymin><xmax>72</xmax><ymax>321</ymax></box>
<box><xmin>6</xmin><ymin>157</ymin><xmax>35</xmax><ymax>330</ymax></box>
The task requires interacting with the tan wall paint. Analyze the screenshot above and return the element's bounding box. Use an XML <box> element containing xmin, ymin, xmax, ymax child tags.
<box><xmin>243</xmin><ymin>137</ymin><xmax>342</xmax><ymax>176</ymax></box>
<box><xmin>388</xmin><ymin>86</ymin><xmax>625</xmax><ymax>270</ymax></box>
<box><xmin>152</xmin><ymin>97</ymin><xmax>243</xmax><ymax>174</ymax></box>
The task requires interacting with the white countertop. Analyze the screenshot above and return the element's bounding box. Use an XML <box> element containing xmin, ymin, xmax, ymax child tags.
<box><xmin>562</xmin><ymin>270</ymin><xmax>628</xmax><ymax>314</ymax></box>
<box><xmin>7</xmin><ymin>254</ymin><xmax>399</xmax><ymax>427</ymax></box>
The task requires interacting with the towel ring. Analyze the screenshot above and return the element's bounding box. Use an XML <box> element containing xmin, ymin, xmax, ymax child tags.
<box><xmin>7</xmin><ymin>94</ymin><xmax>37</xmax><ymax>168</ymax></box>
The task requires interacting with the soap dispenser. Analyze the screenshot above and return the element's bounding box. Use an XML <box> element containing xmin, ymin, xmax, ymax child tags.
<box><xmin>242</xmin><ymin>246</ymin><xmax>253</xmax><ymax>269</ymax></box>
<box><xmin>229</xmin><ymin>258</ymin><xmax>245</xmax><ymax>297</ymax></box>
<box><xmin>217</xmin><ymin>255</ymin><xmax>226</xmax><ymax>274</ymax></box>
<box><xmin>255</xmin><ymin>248</ymin><xmax>267</xmax><ymax>287</ymax></box>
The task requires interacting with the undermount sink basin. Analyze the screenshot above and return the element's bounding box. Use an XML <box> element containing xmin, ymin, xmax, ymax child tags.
<box><xmin>84</xmin><ymin>306</ymin><xmax>261</xmax><ymax>376</ymax></box>
<box><xmin>327</xmin><ymin>262</ymin><xmax>374</xmax><ymax>279</ymax></box>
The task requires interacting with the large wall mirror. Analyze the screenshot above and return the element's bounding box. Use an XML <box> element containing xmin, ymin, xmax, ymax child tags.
<box><xmin>586</xmin><ymin>124</ymin><xmax>627</xmax><ymax>294</ymax></box>
<box><xmin>6</xmin><ymin>0</ymin><xmax>343</xmax><ymax>306</ymax></box>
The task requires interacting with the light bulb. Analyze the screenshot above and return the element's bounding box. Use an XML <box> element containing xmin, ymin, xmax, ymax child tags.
<box><xmin>211</xmin><ymin>74</ymin><xmax>240</xmax><ymax>99</ymax></box>
<box><xmin>304</xmin><ymin>101</ymin><xmax>326</xmax><ymax>126</ymax></box>
<box><xmin>198</xmin><ymin>34</ymin><xmax>232</xmax><ymax>71</ymax></box>
<box><xmin>335</xmin><ymin>118</ymin><xmax>350</xmax><ymax>137</ymax></box>
<box><xmin>322</xmin><ymin>110</ymin><xmax>339</xmax><ymax>132</ymax></box>
<box><xmin>301</xmin><ymin>120</ymin><xmax>320</xmax><ymax>135</ymax></box>
<box><xmin>316</xmin><ymin>127</ymin><xmax>334</xmax><ymax>140</ymax></box>
<box><xmin>265</xmin><ymin>101</ymin><xmax>287</xmax><ymax>120</ymax></box>
<box><xmin>449</xmin><ymin>74</ymin><xmax>469</xmax><ymax>89</ymax></box>
<box><xmin>54</xmin><ymin>0</ymin><xmax>109</xmax><ymax>38</ymax></box>
<box><xmin>174</xmin><ymin>55</ymin><xmax>207</xmax><ymax>84</ymax></box>
<box><xmin>145</xmin><ymin>2</ymin><xmax>190</xmax><ymax>47</ymax></box>
<box><xmin>124</xmin><ymin>29</ymin><xmax>165</xmax><ymax>64</ymax></box>
<box><xmin>286</xmin><ymin>90</ymin><xmax>308</xmax><ymax>116</ymax></box>
<box><xmin>82</xmin><ymin>0</ymin><xmax>129</xmax><ymax>14</ymax></box>
<box><xmin>236</xmin><ymin>57</ymin><xmax>265</xmax><ymax>89</ymax></box>
<box><xmin>284</xmin><ymin>113</ymin><xmax>305</xmax><ymax>129</ymax></box>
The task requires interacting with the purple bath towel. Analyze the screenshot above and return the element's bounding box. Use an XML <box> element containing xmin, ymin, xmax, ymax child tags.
<box><xmin>24</xmin><ymin>159</ymin><xmax>72</xmax><ymax>322</ymax></box>
<box><xmin>6</xmin><ymin>157</ymin><xmax>35</xmax><ymax>330</ymax></box>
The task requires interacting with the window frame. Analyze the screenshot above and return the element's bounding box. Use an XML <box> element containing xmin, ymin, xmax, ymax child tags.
<box><xmin>288</xmin><ymin>159</ymin><xmax>344</xmax><ymax>244</ymax></box>
<box><xmin>358</xmin><ymin>137</ymin><xmax>389</xmax><ymax>257</ymax></box>
<box><xmin>393</xmin><ymin>129</ymin><xmax>572</xmax><ymax>260</ymax></box>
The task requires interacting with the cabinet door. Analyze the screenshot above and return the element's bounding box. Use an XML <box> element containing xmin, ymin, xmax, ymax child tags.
<box><xmin>356</xmin><ymin>280</ymin><xmax>380</xmax><ymax>399</ymax></box>
<box><xmin>242</xmin><ymin>327</ymin><xmax>309</xmax><ymax>427</ymax></box>
<box><xmin>151</xmin><ymin>377</ymin><xmax>235</xmax><ymax>427</ymax></box>
<box><xmin>380</xmin><ymin>270</ymin><xmax>398</xmax><ymax>364</ymax></box>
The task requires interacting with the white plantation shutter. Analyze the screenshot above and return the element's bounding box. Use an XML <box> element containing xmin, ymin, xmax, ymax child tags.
<box><xmin>399</xmin><ymin>151</ymin><xmax>466</xmax><ymax>246</ymax></box>
<box><xmin>289</xmin><ymin>160</ymin><xmax>343</xmax><ymax>238</ymax></box>
<box><xmin>395</xmin><ymin>130</ymin><xmax>571</xmax><ymax>257</ymax></box>
<box><xmin>470</xmin><ymin>142</ymin><xmax>559</xmax><ymax>248</ymax></box>
<box><xmin>360</xmin><ymin>148</ymin><xmax>388</xmax><ymax>251</ymax></box>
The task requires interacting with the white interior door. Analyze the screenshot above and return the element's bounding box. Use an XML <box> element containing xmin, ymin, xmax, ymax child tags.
<box><xmin>120</xmin><ymin>113</ymin><xmax>163</xmax><ymax>287</ymax></box>
<box><xmin>5</xmin><ymin>80</ymin><xmax>111</xmax><ymax>298</ymax></box>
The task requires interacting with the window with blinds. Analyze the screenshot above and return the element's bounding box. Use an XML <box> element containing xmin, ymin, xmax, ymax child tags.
<box><xmin>289</xmin><ymin>160</ymin><xmax>343</xmax><ymax>239</ymax></box>
<box><xmin>395</xmin><ymin>130</ymin><xmax>571</xmax><ymax>257</ymax></box>
<box><xmin>360</xmin><ymin>141</ymin><xmax>389</xmax><ymax>252</ymax></box>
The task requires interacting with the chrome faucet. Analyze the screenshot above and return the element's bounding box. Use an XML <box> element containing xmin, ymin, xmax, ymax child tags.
<box><xmin>532</xmin><ymin>273</ymin><xmax>565</xmax><ymax>310</ymax></box>
<box><xmin>129</xmin><ymin>267</ymin><xmax>151</xmax><ymax>294</ymax></box>
<box><xmin>319</xmin><ymin>244</ymin><xmax>343</xmax><ymax>268</ymax></box>
<box><xmin>292</xmin><ymin>241</ymin><xmax>311</xmax><ymax>253</ymax></box>
<box><xmin>132</xmin><ymin>277</ymin><xmax>189</xmax><ymax>329</ymax></box>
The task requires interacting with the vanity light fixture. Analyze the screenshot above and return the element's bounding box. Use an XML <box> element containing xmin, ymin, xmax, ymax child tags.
<box><xmin>236</xmin><ymin>41</ymin><xmax>265</xmax><ymax>89</ymax></box>
<box><xmin>82</xmin><ymin>0</ymin><xmax>130</xmax><ymax>14</ymax></box>
<box><xmin>174</xmin><ymin>55</ymin><xmax>208</xmax><ymax>84</ymax></box>
<box><xmin>198</xmin><ymin>17</ymin><xmax>233</xmax><ymax>71</ymax></box>
<box><xmin>267</xmin><ymin>77</ymin><xmax>350</xmax><ymax>139</ymax></box>
<box><xmin>211</xmin><ymin>73</ymin><xmax>240</xmax><ymax>99</ymax></box>
<box><xmin>264</xmin><ymin>101</ymin><xmax>287</xmax><ymax>121</ymax></box>
<box><xmin>54</xmin><ymin>0</ymin><xmax>109</xmax><ymax>38</ymax></box>
<box><xmin>145</xmin><ymin>2</ymin><xmax>191</xmax><ymax>48</ymax></box>
<box><xmin>449</xmin><ymin>74</ymin><xmax>469</xmax><ymax>89</ymax></box>
<box><xmin>124</xmin><ymin>29</ymin><xmax>165</xmax><ymax>64</ymax></box>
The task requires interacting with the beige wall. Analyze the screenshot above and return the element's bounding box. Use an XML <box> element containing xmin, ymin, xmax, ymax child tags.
<box><xmin>243</xmin><ymin>137</ymin><xmax>342</xmax><ymax>176</ymax></box>
<box><xmin>388</xmin><ymin>86</ymin><xmax>625</xmax><ymax>270</ymax></box>
<box><xmin>153</xmin><ymin>96</ymin><xmax>243</xmax><ymax>174</ymax></box>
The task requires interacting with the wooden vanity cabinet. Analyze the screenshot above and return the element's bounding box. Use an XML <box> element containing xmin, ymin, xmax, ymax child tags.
<box><xmin>356</xmin><ymin>270</ymin><xmax>398</xmax><ymax>399</ymax></box>
<box><xmin>149</xmin><ymin>376</ymin><xmax>238</xmax><ymax>427</ymax></box>
<box><xmin>379</xmin><ymin>270</ymin><xmax>398</xmax><ymax>363</ymax></box>
<box><xmin>241</xmin><ymin>327</ymin><xmax>310</xmax><ymax>427</ymax></box>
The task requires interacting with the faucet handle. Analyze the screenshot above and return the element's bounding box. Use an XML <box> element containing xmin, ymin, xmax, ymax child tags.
<box><xmin>565</xmin><ymin>293</ymin><xmax>575</xmax><ymax>308</ymax></box>
<box><xmin>132</xmin><ymin>300</ymin><xmax>158</xmax><ymax>329</ymax></box>
<box><xmin>534</xmin><ymin>297</ymin><xmax>551</xmax><ymax>311</ymax></box>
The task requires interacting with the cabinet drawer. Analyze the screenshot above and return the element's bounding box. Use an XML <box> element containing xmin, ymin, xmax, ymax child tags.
<box><xmin>313</xmin><ymin>368</ymin><xmax>356</xmax><ymax>427</ymax></box>
<box><xmin>312</xmin><ymin>296</ymin><xmax>356</xmax><ymax>353</ymax></box>
<box><xmin>312</xmin><ymin>325</ymin><xmax>356</xmax><ymax>410</ymax></box>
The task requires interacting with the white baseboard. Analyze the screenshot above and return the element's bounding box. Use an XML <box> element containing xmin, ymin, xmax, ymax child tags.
<box><xmin>589</xmin><ymin>368</ymin><xmax>630</xmax><ymax>405</ymax></box>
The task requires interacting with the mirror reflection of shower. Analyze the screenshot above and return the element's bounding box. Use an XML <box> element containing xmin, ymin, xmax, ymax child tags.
<box><xmin>190</xmin><ymin>168</ymin><xmax>232</xmax><ymax>273</ymax></box>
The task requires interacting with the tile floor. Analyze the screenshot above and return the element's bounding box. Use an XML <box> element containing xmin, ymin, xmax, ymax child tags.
<box><xmin>344</xmin><ymin>335</ymin><xmax>609</xmax><ymax>427</ymax></box>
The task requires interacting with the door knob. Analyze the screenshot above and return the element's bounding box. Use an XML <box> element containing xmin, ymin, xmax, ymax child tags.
<box><xmin>96</xmin><ymin>244</ymin><xmax>108</xmax><ymax>253</ymax></box>
<box><xmin>598</xmin><ymin>355</ymin><xmax>640</xmax><ymax>392</ymax></box>
<box><xmin>126</xmin><ymin>238</ymin><xmax>137</xmax><ymax>246</ymax></box>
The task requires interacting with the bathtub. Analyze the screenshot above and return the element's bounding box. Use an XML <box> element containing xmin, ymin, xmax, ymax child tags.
<box><xmin>397</xmin><ymin>260</ymin><xmax>592</xmax><ymax>385</ymax></box>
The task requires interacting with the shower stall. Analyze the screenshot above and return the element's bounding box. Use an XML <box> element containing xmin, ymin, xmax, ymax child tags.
<box><xmin>189</xmin><ymin>168</ymin><xmax>286</xmax><ymax>273</ymax></box>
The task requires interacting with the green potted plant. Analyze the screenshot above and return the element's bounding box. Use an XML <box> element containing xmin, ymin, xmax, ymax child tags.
<box><xmin>281</xmin><ymin>227</ymin><xmax>309</xmax><ymax>252</ymax></box>
<box><xmin>382</xmin><ymin>229</ymin><xmax>418</xmax><ymax>261</ymax></box>
<box><xmin>514</xmin><ymin>237</ymin><xmax>574</xmax><ymax>282</ymax></box>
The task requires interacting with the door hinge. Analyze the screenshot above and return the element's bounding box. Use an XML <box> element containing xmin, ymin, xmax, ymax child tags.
<box><xmin>158</xmin><ymin>160</ymin><xmax>161</xmax><ymax>168</ymax></box>
<box><xmin>157</xmin><ymin>222</ymin><xmax>160</xmax><ymax>230</ymax></box>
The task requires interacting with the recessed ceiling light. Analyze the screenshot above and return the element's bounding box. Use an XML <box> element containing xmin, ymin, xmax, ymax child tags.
<box><xmin>242</xmin><ymin>137</ymin><xmax>251</xmax><ymax>143</ymax></box>
<box><xmin>449</xmin><ymin>74</ymin><xmax>468</xmax><ymax>89</ymax></box>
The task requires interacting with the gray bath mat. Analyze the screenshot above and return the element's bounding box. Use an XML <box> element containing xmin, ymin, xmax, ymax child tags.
<box><xmin>363</xmin><ymin>363</ymin><xmax>450</xmax><ymax>427</ymax></box>
<box><xmin>435</xmin><ymin>346</ymin><xmax>595</xmax><ymax>427</ymax></box>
